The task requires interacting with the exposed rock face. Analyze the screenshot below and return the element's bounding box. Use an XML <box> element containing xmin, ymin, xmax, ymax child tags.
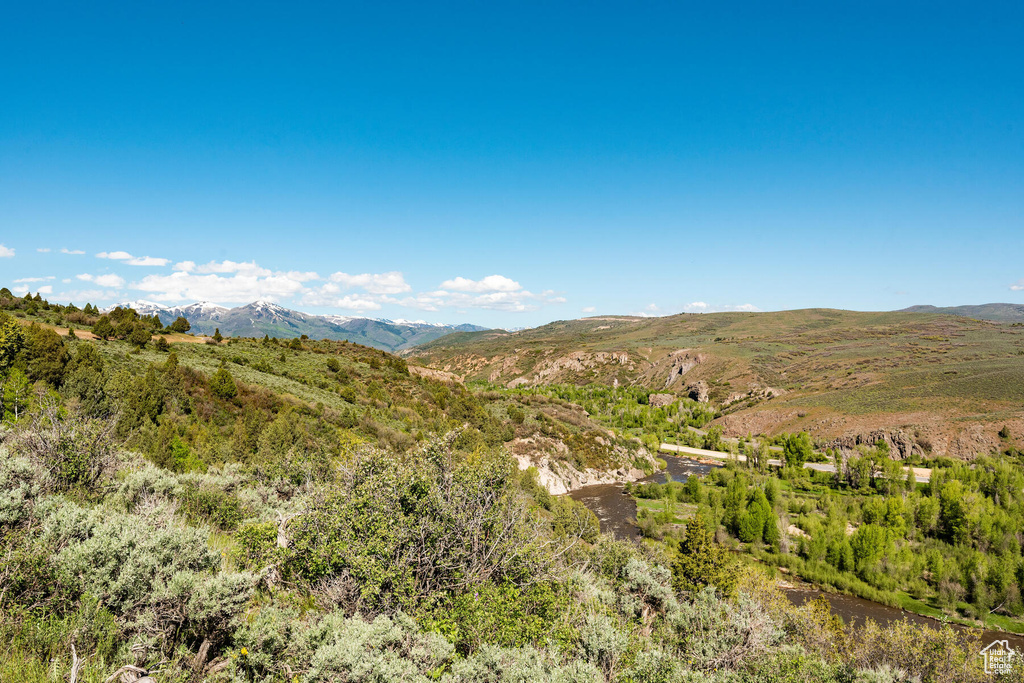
<box><xmin>824</xmin><ymin>429</ymin><xmax>922</xmax><ymax>460</ymax></box>
<box><xmin>648</xmin><ymin>393</ymin><xmax>676</xmax><ymax>408</ymax></box>
<box><xmin>664</xmin><ymin>349</ymin><xmax>705</xmax><ymax>388</ymax></box>
<box><xmin>499</xmin><ymin>351</ymin><xmax>635</xmax><ymax>388</ymax></box>
<box><xmin>687</xmin><ymin>380</ymin><xmax>710</xmax><ymax>403</ymax></box>
<box><xmin>507</xmin><ymin>434</ymin><xmax>656</xmax><ymax>495</ymax></box>
<box><xmin>408</xmin><ymin>365</ymin><xmax>461</xmax><ymax>383</ymax></box>
<box><xmin>936</xmin><ymin>423</ymin><xmax>1000</xmax><ymax>460</ymax></box>
<box><xmin>535</xmin><ymin>351</ymin><xmax>633</xmax><ymax>382</ymax></box>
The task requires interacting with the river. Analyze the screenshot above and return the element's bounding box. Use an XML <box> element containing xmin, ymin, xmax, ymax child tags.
<box><xmin>568</xmin><ymin>453</ymin><xmax>1024</xmax><ymax>651</ymax></box>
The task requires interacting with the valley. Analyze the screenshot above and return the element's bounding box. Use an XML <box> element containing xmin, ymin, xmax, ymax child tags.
<box><xmin>1</xmin><ymin>292</ymin><xmax>1019</xmax><ymax>682</ymax></box>
<box><xmin>410</xmin><ymin>309</ymin><xmax>1024</xmax><ymax>460</ymax></box>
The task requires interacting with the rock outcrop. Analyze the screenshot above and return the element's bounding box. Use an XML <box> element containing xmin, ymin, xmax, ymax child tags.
<box><xmin>687</xmin><ymin>380</ymin><xmax>710</xmax><ymax>403</ymax></box>
<box><xmin>664</xmin><ymin>349</ymin><xmax>705</xmax><ymax>388</ymax></box>
<box><xmin>507</xmin><ymin>434</ymin><xmax>656</xmax><ymax>495</ymax></box>
<box><xmin>824</xmin><ymin>429</ymin><xmax>922</xmax><ymax>460</ymax></box>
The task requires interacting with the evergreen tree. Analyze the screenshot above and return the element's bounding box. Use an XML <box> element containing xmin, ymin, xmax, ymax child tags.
<box><xmin>92</xmin><ymin>316</ymin><xmax>114</xmax><ymax>340</ymax></box>
<box><xmin>672</xmin><ymin>511</ymin><xmax>737</xmax><ymax>596</ymax></box>
<box><xmin>213</xmin><ymin>328</ymin><xmax>224</xmax><ymax>343</ymax></box>
<box><xmin>170</xmin><ymin>316</ymin><xmax>191</xmax><ymax>333</ymax></box>
<box><xmin>763</xmin><ymin>514</ymin><xmax>781</xmax><ymax>551</ymax></box>
<box><xmin>20</xmin><ymin>324</ymin><xmax>71</xmax><ymax>387</ymax></box>
<box><xmin>129</xmin><ymin>323</ymin><xmax>151</xmax><ymax>348</ymax></box>
<box><xmin>210</xmin><ymin>365</ymin><xmax>237</xmax><ymax>399</ymax></box>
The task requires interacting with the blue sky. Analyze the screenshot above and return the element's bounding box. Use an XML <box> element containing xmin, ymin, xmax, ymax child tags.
<box><xmin>1</xmin><ymin>1</ymin><xmax>1022</xmax><ymax>327</ymax></box>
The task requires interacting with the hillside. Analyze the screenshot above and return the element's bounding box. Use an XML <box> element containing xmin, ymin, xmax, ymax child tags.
<box><xmin>0</xmin><ymin>297</ymin><xmax>995</xmax><ymax>683</ymax></box>
<box><xmin>899</xmin><ymin>303</ymin><xmax>1024</xmax><ymax>322</ymax></box>
<box><xmin>105</xmin><ymin>299</ymin><xmax>488</xmax><ymax>351</ymax></box>
<box><xmin>410</xmin><ymin>309</ymin><xmax>1024</xmax><ymax>459</ymax></box>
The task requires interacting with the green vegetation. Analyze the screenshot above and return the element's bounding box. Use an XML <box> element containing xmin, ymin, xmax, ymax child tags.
<box><xmin>0</xmin><ymin>296</ymin><xmax>1001</xmax><ymax>682</ymax></box>
<box><xmin>629</xmin><ymin>447</ymin><xmax>1024</xmax><ymax>634</ymax></box>
<box><xmin>413</xmin><ymin>309</ymin><xmax>1024</xmax><ymax>453</ymax></box>
<box><xmin>503</xmin><ymin>382</ymin><xmax>718</xmax><ymax>448</ymax></box>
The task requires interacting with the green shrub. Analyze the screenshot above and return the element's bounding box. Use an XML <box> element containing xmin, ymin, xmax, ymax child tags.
<box><xmin>178</xmin><ymin>481</ymin><xmax>245</xmax><ymax>530</ymax></box>
<box><xmin>233</xmin><ymin>521</ymin><xmax>279</xmax><ymax>569</ymax></box>
<box><xmin>420</xmin><ymin>581</ymin><xmax>571</xmax><ymax>655</ymax></box>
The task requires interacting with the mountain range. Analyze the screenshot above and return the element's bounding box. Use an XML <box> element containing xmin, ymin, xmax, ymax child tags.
<box><xmin>105</xmin><ymin>300</ymin><xmax>488</xmax><ymax>352</ymax></box>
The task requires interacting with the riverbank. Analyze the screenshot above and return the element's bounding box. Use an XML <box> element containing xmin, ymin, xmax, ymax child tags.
<box><xmin>569</xmin><ymin>450</ymin><xmax>1024</xmax><ymax>648</ymax></box>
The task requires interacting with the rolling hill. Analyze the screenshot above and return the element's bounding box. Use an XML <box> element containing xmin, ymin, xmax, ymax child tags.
<box><xmin>409</xmin><ymin>308</ymin><xmax>1024</xmax><ymax>459</ymax></box>
<box><xmin>899</xmin><ymin>303</ymin><xmax>1024</xmax><ymax>322</ymax></box>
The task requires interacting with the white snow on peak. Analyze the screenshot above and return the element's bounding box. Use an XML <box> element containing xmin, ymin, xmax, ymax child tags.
<box><xmin>184</xmin><ymin>301</ymin><xmax>228</xmax><ymax>312</ymax></box>
<box><xmin>103</xmin><ymin>300</ymin><xmax>171</xmax><ymax>313</ymax></box>
<box><xmin>391</xmin><ymin>318</ymin><xmax>447</xmax><ymax>328</ymax></box>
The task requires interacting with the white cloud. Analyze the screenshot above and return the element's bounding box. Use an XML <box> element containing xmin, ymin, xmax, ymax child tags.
<box><xmin>679</xmin><ymin>301</ymin><xmax>760</xmax><ymax>314</ymax></box>
<box><xmin>197</xmin><ymin>260</ymin><xmax>269</xmax><ymax>275</ymax></box>
<box><xmin>329</xmin><ymin>271</ymin><xmax>410</xmax><ymax>294</ymax></box>
<box><xmin>76</xmin><ymin>273</ymin><xmax>126</xmax><ymax>288</ymax></box>
<box><xmin>37</xmin><ymin>248</ymin><xmax>51</xmax><ymax>253</ymax></box>
<box><xmin>406</xmin><ymin>274</ymin><xmax>567</xmax><ymax>311</ymax></box>
<box><xmin>1011</xmin><ymin>279</ymin><xmax>1024</xmax><ymax>292</ymax></box>
<box><xmin>302</xmin><ymin>270</ymin><xmax>410</xmax><ymax>309</ymax></box>
<box><xmin>132</xmin><ymin>268</ymin><xmax>309</xmax><ymax>303</ymax></box>
<box><xmin>303</xmin><ymin>292</ymin><xmax>383</xmax><ymax>311</ymax></box>
<box><xmin>60</xmin><ymin>248</ymin><xmax>85</xmax><ymax>255</ymax></box>
<box><xmin>13</xmin><ymin>276</ymin><xmax>55</xmax><ymax>283</ymax></box>
<box><xmin>114</xmin><ymin>256</ymin><xmax>562</xmax><ymax>317</ymax></box>
<box><xmin>56</xmin><ymin>288</ymin><xmax>113</xmax><ymax>302</ymax></box>
<box><xmin>0</xmin><ymin>244</ymin><xmax>14</xmax><ymax>258</ymax></box>
<box><xmin>97</xmin><ymin>250</ymin><xmax>168</xmax><ymax>266</ymax></box>
<box><xmin>126</xmin><ymin>256</ymin><xmax>170</xmax><ymax>267</ymax></box>
<box><xmin>582</xmin><ymin>306</ymin><xmax>596</xmax><ymax>313</ymax></box>
<box><xmin>38</xmin><ymin>285</ymin><xmax>52</xmax><ymax>295</ymax></box>
<box><xmin>439</xmin><ymin>275</ymin><xmax>522</xmax><ymax>293</ymax></box>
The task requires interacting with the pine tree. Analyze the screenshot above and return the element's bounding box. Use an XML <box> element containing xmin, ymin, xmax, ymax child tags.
<box><xmin>129</xmin><ymin>324</ymin><xmax>151</xmax><ymax>348</ymax></box>
<box><xmin>213</xmin><ymin>328</ymin><xmax>223</xmax><ymax>343</ymax></box>
<box><xmin>672</xmin><ymin>511</ymin><xmax>737</xmax><ymax>596</ymax></box>
<box><xmin>170</xmin><ymin>316</ymin><xmax>191</xmax><ymax>333</ymax></box>
<box><xmin>92</xmin><ymin>316</ymin><xmax>114</xmax><ymax>340</ymax></box>
<box><xmin>210</xmin><ymin>365</ymin><xmax>237</xmax><ymax>399</ymax></box>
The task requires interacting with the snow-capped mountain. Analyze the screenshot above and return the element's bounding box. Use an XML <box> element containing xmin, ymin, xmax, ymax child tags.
<box><xmin>104</xmin><ymin>300</ymin><xmax>487</xmax><ymax>352</ymax></box>
<box><xmin>104</xmin><ymin>300</ymin><xmax>229</xmax><ymax>320</ymax></box>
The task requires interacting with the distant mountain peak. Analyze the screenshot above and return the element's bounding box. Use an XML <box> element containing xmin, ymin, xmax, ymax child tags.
<box><xmin>101</xmin><ymin>299</ymin><xmax>488</xmax><ymax>351</ymax></box>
